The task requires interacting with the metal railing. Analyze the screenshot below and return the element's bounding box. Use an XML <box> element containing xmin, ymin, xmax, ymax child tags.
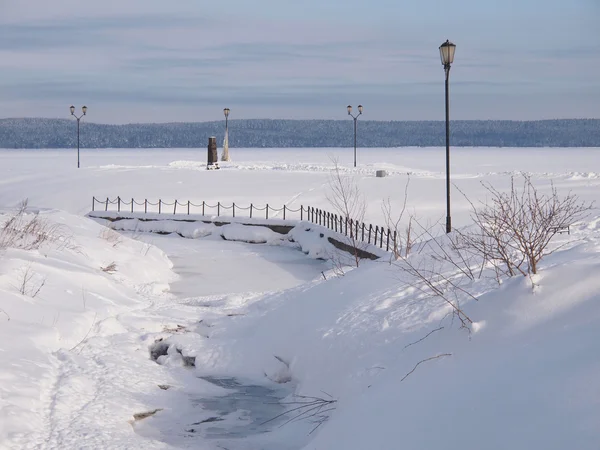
<box><xmin>91</xmin><ymin>197</ymin><xmax>396</xmax><ymax>251</ymax></box>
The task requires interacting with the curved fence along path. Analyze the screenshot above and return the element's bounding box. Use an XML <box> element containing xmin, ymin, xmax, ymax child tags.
<box><xmin>92</xmin><ymin>197</ymin><xmax>397</xmax><ymax>252</ymax></box>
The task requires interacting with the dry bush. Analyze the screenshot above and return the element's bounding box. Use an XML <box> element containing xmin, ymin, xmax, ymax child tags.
<box><xmin>326</xmin><ymin>157</ymin><xmax>367</xmax><ymax>268</ymax></box>
<box><xmin>16</xmin><ymin>264</ymin><xmax>46</xmax><ymax>298</ymax></box>
<box><xmin>382</xmin><ymin>176</ymin><xmax>426</xmax><ymax>260</ymax></box>
<box><xmin>391</xmin><ymin>223</ymin><xmax>476</xmax><ymax>330</ymax></box>
<box><xmin>99</xmin><ymin>225</ymin><xmax>123</xmax><ymax>248</ymax></box>
<box><xmin>387</xmin><ymin>174</ymin><xmax>592</xmax><ymax>332</ymax></box>
<box><xmin>458</xmin><ymin>174</ymin><xmax>593</xmax><ymax>275</ymax></box>
<box><xmin>0</xmin><ymin>200</ymin><xmax>72</xmax><ymax>252</ymax></box>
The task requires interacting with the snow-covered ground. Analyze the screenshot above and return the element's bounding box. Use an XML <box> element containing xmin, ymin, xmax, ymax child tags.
<box><xmin>1</xmin><ymin>147</ymin><xmax>599</xmax><ymax>449</ymax></box>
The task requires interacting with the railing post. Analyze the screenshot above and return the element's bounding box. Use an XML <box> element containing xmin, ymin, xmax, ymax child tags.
<box><xmin>202</xmin><ymin>201</ymin><xmax>205</xmax><ymax>216</ymax></box>
<box><xmin>334</xmin><ymin>215</ymin><xmax>338</xmax><ymax>232</ymax></box>
<box><xmin>117</xmin><ymin>196</ymin><xmax>121</xmax><ymax>212</ymax></box>
<box><xmin>92</xmin><ymin>197</ymin><xmax>95</xmax><ymax>212</ymax></box>
<box><xmin>158</xmin><ymin>199</ymin><xmax>162</xmax><ymax>214</ymax></box>
<box><xmin>250</xmin><ymin>203</ymin><xmax>253</xmax><ymax>218</ymax></box>
<box><xmin>349</xmin><ymin>218</ymin><xmax>353</xmax><ymax>238</ymax></box>
<box><xmin>380</xmin><ymin>227</ymin><xmax>384</xmax><ymax>248</ymax></box>
<box><xmin>187</xmin><ymin>201</ymin><xmax>190</xmax><ymax>215</ymax></box>
<box><xmin>174</xmin><ymin>200</ymin><xmax>177</xmax><ymax>215</ymax></box>
<box><xmin>217</xmin><ymin>202</ymin><xmax>220</xmax><ymax>216</ymax></box>
<box><xmin>368</xmin><ymin>225</ymin><xmax>372</xmax><ymax>244</ymax></box>
<box><xmin>266</xmin><ymin>204</ymin><xmax>269</xmax><ymax>219</ymax></box>
<box><xmin>362</xmin><ymin>223</ymin><xmax>365</xmax><ymax>241</ymax></box>
<box><xmin>345</xmin><ymin>217</ymin><xmax>348</xmax><ymax>236</ymax></box>
<box><xmin>300</xmin><ymin>205</ymin><xmax>303</xmax><ymax>221</ymax></box>
<box><xmin>144</xmin><ymin>199</ymin><xmax>148</xmax><ymax>214</ymax></box>
<box><xmin>283</xmin><ymin>205</ymin><xmax>286</xmax><ymax>220</ymax></box>
<box><xmin>105</xmin><ymin>197</ymin><xmax>109</xmax><ymax>211</ymax></box>
<box><xmin>131</xmin><ymin>198</ymin><xmax>134</xmax><ymax>213</ymax></box>
<box><xmin>233</xmin><ymin>203</ymin><xmax>236</xmax><ymax>218</ymax></box>
<box><xmin>386</xmin><ymin>229</ymin><xmax>390</xmax><ymax>251</ymax></box>
<box><xmin>375</xmin><ymin>226</ymin><xmax>379</xmax><ymax>246</ymax></box>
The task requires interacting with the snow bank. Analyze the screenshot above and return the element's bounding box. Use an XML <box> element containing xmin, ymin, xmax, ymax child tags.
<box><xmin>288</xmin><ymin>221</ymin><xmax>388</xmax><ymax>261</ymax></box>
<box><xmin>219</xmin><ymin>223</ymin><xmax>285</xmax><ymax>244</ymax></box>
<box><xmin>105</xmin><ymin>217</ymin><xmax>216</xmax><ymax>238</ymax></box>
<box><xmin>88</xmin><ymin>210</ymin><xmax>295</xmax><ymax>227</ymax></box>
<box><xmin>0</xmin><ymin>207</ymin><xmax>175</xmax><ymax>447</ymax></box>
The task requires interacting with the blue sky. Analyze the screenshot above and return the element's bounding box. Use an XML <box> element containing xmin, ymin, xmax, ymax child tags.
<box><xmin>0</xmin><ymin>0</ymin><xmax>598</xmax><ymax>123</ymax></box>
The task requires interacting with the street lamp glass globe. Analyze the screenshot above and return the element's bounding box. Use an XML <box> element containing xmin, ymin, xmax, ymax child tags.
<box><xmin>439</xmin><ymin>40</ymin><xmax>456</xmax><ymax>66</ymax></box>
<box><xmin>347</xmin><ymin>105</ymin><xmax>352</xmax><ymax>114</ymax></box>
<box><xmin>358</xmin><ymin>105</ymin><xmax>363</xmax><ymax>114</ymax></box>
<box><xmin>224</xmin><ymin>108</ymin><xmax>230</xmax><ymax>118</ymax></box>
<box><xmin>82</xmin><ymin>106</ymin><xmax>87</xmax><ymax>115</ymax></box>
<box><xmin>70</xmin><ymin>105</ymin><xmax>75</xmax><ymax>115</ymax></box>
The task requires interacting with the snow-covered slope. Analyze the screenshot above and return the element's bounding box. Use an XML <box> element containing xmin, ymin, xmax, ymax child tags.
<box><xmin>138</xmin><ymin>217</ymin><xmax>600</xmax><ymax>450</ymax></box>
<box><xmin>0</xmin><ymin>207</ymin><xmax>176</xmax><ymax>448</ymax></box>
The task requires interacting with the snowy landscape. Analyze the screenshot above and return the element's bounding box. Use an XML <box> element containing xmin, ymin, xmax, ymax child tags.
<box><xmin>1</xmin><ymin>146</ymin><xmax>600</xmax><ymax>449</ymax></box>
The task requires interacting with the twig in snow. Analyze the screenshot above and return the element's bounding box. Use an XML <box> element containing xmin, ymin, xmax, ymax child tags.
<box><xmin>69</xmin><ymin>312</ymin><xmax>97</xmax><ymax>354</ymax></box>
<box><xmin>400</xmin><ymin>353</ymin><xmax>452</xmax><ymax>382</ymax></box>
<box><xmin>260</xmin><ymin>393</ymin><xmax>337</xmax><ymax>434</ymax></box>
<box><xmin>403</xmin><ymin>327</ymin><xmax>444</xmax><ymax>350</ymax></box>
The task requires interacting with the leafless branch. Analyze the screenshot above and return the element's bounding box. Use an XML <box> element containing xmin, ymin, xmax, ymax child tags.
<box><xmin>403</xmin><ymin>326</ymin><xmax>444</xmax><ymax>350</ymax></box>
<box><xmin>400</xmin><ymin>353</ymin><xmax>452</xmax><ymax>382</ymax></box>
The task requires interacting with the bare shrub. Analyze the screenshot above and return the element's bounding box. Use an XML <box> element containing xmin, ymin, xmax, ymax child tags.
<box><xmin>16</xmin><ymin>264</ymin><xmax>46</xmax><ymax>298</ymax></box>
<box><xmin>0</xmin><ymin>200</ymin><xmax>71</xmax><ymax>251</ymax></box>
<box><xmin>326</xmin><ymin>157</ymin><xmax>367</xmax><ymax>268</ymax></box>
<box><xmin>458</xmin><ymin>174</ymin><xmax>594</xmax><ymax>275</ymax></box>
<box><xmin>387</xmin><ymin>213</ymin><xmax>480</xmax><ymax>330</ymax></box>
<box><xmin>99</xmin><ymin>225</ymin><xmax>123</xmax><ymax>248</ymax></box>
<box><xmin>382</xmin><ymin>176</ymin><xmax>422</xmax><ymax>260</ymax></box>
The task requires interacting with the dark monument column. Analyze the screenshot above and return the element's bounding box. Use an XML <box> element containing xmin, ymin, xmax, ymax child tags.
<box><xmin>207</xmin><ymin>136</ymin><xmax>219</xmax><ymax>170</ymax></box>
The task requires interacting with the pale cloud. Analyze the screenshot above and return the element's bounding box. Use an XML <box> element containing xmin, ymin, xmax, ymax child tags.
<box><xmin>0</xmin><ymin>0</ymin><xmax>598</xmax><ymax>123</ymax></box>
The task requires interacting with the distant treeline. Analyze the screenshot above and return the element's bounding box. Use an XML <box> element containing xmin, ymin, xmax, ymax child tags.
<box><xmin>0</xmin><ymin>118</ymin><xmax>599</xmax><ymax>148</ymax></box>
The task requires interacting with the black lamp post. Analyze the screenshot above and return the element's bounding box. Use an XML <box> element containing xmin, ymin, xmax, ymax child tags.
<box><xmin>70</xmin><ymin>105</ymin><xmax>87</xmax><ymax>168</ymax></box>
<box><xmin>439</xmin><ymin>40</ymin><xmax>456</xmax><ymax>233</ymax></box>
<box><xmin>347</xmin><ymin>104</ymin><xmax>363</xmax><ymax>168</ymax></box>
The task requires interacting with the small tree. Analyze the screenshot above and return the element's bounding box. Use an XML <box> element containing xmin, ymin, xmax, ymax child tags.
<box><xmin>326</xmin><ymin>157</ymin><xmax>367</xmax><ymax>267</ymax></box>
<box><xmin>382</xmin><ymin>176</ymin><xmax>418</xmax><ymax>260</ymax></box>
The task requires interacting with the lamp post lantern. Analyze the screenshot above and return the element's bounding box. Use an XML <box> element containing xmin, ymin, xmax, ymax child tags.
<box><xmin>70</xmin><ymin>105</ymin><xmax>87</xmax><ymax>169</ymax></box>
<box><xmin>347</xmin><ymin>104</ymin><xmax>363</xmax><ymax>168</ymax></box>
<box><xmin>439</xmin><ymin>39</ymin><xmax>456</xmax><ymax>233</ymax></box>
<box><xmin>222</xmin><ymin>107</ymin><xmax>230</xmax><ymax>161</ymax></box>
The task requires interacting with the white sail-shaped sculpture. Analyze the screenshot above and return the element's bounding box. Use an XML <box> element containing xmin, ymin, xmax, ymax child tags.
<box><xmin>221</xmin><ymin>128</ymin><xmax>230</xmax><ymax>161</ymax></box>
